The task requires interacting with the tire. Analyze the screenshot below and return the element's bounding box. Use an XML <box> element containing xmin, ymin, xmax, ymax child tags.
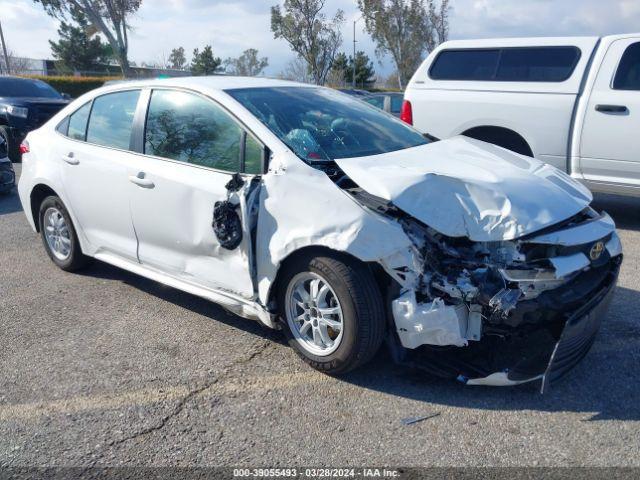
<box><xmin>38</xmin><ymin>195</ymin><xmax>89</xmax><ymax>271</ymax></box>
<box><xmin>0</xmin><ymin>126</ymin><xmax>19</xmax><ymax>163</ymax></box>
<box><xmin>278</xmin><ymin>252</ymin><xmax>386</xmax><ymax>374</ymax></box>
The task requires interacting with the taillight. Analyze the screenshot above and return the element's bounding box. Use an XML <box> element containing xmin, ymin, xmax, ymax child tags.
<box><xmin>19</xmin><ymin>141</ymin><xmax>29</xmax><ymax>154</ymax></box>
<box><xmin>400</xmin><ymin>100</ymin><xmax>413</xmax><ymax>125</ymax></box>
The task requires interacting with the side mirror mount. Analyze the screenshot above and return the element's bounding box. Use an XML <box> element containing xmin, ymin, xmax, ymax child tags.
<box><xmin>61</xmin><ymin>93</ymin><xmax>71</xmax><ymax>101</ymax></box>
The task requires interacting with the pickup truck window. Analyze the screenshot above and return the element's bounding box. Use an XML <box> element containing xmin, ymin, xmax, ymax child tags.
<box><xmin>613</xmin><ymin>42</ymin><xmax>640</xmax><ymax>91</ymax></box>
<box><xmin>430</xmin><ymin>47</ymin><xmax>581</xmax><ymax>82</ymax></box>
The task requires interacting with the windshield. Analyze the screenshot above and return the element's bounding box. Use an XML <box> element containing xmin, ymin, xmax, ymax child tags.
<box><xmin>0</xmin><ymin>78</ymin><xmax>62</xmax><ymax>99</ymax></box>
<box><xmin>226</xmin><ymin>87</ymin><xmax>427</xmax><ymax>161</ymax></box>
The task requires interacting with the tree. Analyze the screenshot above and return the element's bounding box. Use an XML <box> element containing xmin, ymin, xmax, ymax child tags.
<box><xmin>278</xmin><ymin>57</ymin><xmax>313</xmax><ymax>84</ymax></box>
<box><xmin>224</xmin><ymin>48</ymin><xmax>269</xmax><ymax>77</ymax></box>
<box><xmin>168</xmin><ymin>47</ymin><xmax>187</xmax><ymax>70</ymax></box>
<box><xmin>34</xmin><ymin>0</ymin><xmax>142</xmax><ymax>77</ymax></box>
<box><xmin>330</xmin><ymin>51</ymin><xmax>376</xmax><ymax>88</ymax></box>
<box><xmin>190</xmin><ymin>45</ymin><xmax>222</xmax><ymax>76</ymax></box>
<box><xmin>357</xmin><ymin>0</ymin><xmax>449</xmax><ymax>88</ymax></box>
<box><xmin>49</xmin><ymin>10</ymin><xmax>111</xmax><ymax>73</ymax></box>
<box><xmin>271</xmin><ymin>0</ymin><xmax>344</xmax><ymax>85</ymax></box>
<box><xmin>350</xmin><ymin>51</ymin><xmax>376</xmax><ymax>88</ymax></box>
<box><xmin>329</xmin><ymin>52</ymin><xmax>349</xmax><ymax>86</ymax></box>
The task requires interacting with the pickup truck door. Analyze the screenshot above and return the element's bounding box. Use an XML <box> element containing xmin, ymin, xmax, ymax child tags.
<box><xmin>580</xmin><ymin>38</ymin><xmax>640</xmax><ymax>189</ymax></box>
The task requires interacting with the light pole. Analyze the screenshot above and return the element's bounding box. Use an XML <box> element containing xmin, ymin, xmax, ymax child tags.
<box><xmin>352</xmin><ymin>15</ymin><xmax>363</xmax><ymax>89</ymax></box>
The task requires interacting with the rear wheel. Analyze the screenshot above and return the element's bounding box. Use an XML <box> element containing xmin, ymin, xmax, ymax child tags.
<box><xmin>278</xmin><ymin>253</ymin><xmax>386</xmax><ymax>374</ymax></box>
<box><xmin>38</xmin><ymin>195</ymin><xmax>89</xmax><ymax>271</ymax></box>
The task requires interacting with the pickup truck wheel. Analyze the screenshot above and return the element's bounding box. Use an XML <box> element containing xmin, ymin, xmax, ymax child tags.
<box><xmin>278</xmin><ymin>253</ymin><xmax>385</xmax><ymax>374</ymax></box>
<box><xmin>38</xmin><ymin>195</ymin><xmax>89</xmax><ymax>271</ymax></box>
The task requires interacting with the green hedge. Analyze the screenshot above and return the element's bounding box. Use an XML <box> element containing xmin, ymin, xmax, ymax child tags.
<box><xmin>22</xmin><ymin>75</ymin><xmax>122</xmax><ymax>99</ymax></box>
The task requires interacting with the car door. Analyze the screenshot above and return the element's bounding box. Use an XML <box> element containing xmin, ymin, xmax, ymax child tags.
<box><xmin>580</xmin><ymin>38</ymin><xmax>640</xmax><ymax>188</ymax></box>
<box><xmin>127</xmin><ymin>88</ymin><xmax>265</xmax><ymax>299</ymax></box>
<box><xmin>57</xmin><ymin>90</ymin><xmax>142</xmax><ymax>260</ymax></box>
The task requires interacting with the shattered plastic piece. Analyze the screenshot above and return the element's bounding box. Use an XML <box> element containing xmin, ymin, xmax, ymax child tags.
<box><xmin>465</xmin><ymin>371</ymin><xmax>542</xmax><ymax>387</ymax></box>
<box><xmin>489</xmin><ymin>289</ymin><xmax>522</xmax><ymax>317</ymax></box>
<box><xmin>466</xmin><ymin>305</ymin><xmax>482</xmax><ymax>341</ymax></box>
<box><xmin>401</xmin><ymin>413</ymin><xmax>440</xmax><ymax>425</ymax></box>
<box><xmin>392</xmin><ymin>291</ymin><xmax>469</xmax><ymax>348</ymax></box>
<box><xmin>212</xmin><ymin>201</ymin><xmax>243</xmax><ymax>250</ymax></box>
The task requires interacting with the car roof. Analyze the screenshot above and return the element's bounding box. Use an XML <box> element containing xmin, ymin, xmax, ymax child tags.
<box><xmin>95</xmin><ymin>75</ymin><xmax>311</xmax><ymax>95</ymax></box>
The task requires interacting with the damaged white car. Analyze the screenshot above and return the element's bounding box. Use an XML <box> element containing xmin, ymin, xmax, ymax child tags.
<box><xmin>18</xmin><ymin>78</ymin><xmax>622</xmax><ymax>390</ymax></box>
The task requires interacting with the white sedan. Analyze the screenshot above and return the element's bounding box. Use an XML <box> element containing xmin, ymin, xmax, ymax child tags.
<box><xmin>18</xmin><ymin>77</ymin><xmax>622</xmax><ymax>390</ymax></box>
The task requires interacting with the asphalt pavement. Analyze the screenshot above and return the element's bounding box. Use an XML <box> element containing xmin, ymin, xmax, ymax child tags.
<box><xmin>1</xmin><ymin>163</ymin><xmax>639</xmax><ymax>467</ymax></box>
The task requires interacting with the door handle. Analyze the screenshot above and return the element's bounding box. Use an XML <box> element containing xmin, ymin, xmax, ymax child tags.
<box><xmin>129</xmin><ymin>173</ymin><xmax>155</xmax><ymax>189</ymax></box>
<box><xmin>595</xmin><ymin>104</ymin><xmax>629</xmax><ymax>114</ymax></box>
<box><xmin>62</xmin><ymin>153</ymin><xmax>79</xmax><ymax>165</ymax></box>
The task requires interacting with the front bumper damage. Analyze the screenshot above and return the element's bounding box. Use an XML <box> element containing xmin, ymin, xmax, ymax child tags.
<box><xmin>385</xmin><ymin>209</ymin><xmax>622</xmax><ymax>392</ymax></box>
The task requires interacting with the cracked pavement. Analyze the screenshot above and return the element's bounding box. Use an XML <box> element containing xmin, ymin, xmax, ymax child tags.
<box><xmin>1</xmin><ymin>163</ymin><xmax>640</xmax><ymax>467</ymax></box>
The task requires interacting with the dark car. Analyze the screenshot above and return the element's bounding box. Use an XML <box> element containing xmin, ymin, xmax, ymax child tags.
<box><xmin>0</xmin><ymin>136</ymin><xmax>15</xmax><ymax>193</ymax></box>
<box><xmin>363</xmin><ymin>92</ymin><xmax>404</xmax><ymax>117</ymax></box>
<box><xmin>0</xmin><ymin>76</ymin><xmax>70</xmax><ymax>161</ymax></box>
<box><xmin>337</xmin><ymin>88</ymin><xmax>371</xmax><ymax>97</ymax></box>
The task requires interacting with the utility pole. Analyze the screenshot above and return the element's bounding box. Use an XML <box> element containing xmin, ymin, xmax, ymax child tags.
<box><xmin>0</xmin><ymin>18</ymin><xmax>9</xmax><ymax>75</ymax></box>
<box><xmin>352</xmin><ymin>19</ymin><xmax>357</xmax><ymax>89</ymax></box>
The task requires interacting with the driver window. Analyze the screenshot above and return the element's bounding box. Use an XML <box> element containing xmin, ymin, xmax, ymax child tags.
<box><xmin>145</xmin><ymin>89</ymin><xmax>242</xmax><ymax>172</ymax></box>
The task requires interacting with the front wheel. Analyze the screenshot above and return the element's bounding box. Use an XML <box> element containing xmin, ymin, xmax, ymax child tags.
<box><xmin>278</xmin><ymin>253</ymin><xmax>386</xmax><ymax>374</ymax></box>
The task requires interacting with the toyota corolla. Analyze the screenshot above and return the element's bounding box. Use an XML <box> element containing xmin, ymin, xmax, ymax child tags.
<box><xmin>18</xmin><ymin>77</ymin><xmax>622</xmax><ymax>391</ymax></box>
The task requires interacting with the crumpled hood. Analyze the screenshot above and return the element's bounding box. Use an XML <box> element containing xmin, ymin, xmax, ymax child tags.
<box><xmin>335</xmin><ymin>136</ymin><xmax>593</xmax><ymax>241</ymax></box>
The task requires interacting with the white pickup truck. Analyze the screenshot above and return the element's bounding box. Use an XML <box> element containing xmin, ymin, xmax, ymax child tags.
<box><xmin>403</xmin><ymin>34</ymin><xmax>640</xmax><ymax>196</ymax></box>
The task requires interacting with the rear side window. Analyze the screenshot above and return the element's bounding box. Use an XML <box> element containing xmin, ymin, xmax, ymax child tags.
<box><xmin>67</xmin><ymin>102</ymin><xmax>92</xmax><ymax>141</ymax></box>
<box><xmin>144</xmin><ymin>89</ymin><xmax>243</xmax><ymax>172</ymax></box>
<box><xmin>613</xmin><ymin>42</ymin><xmax>640</xmax><ymax>90</ymax></box>
<box><xmin>430</xmin><ymin>49</ymin><xmax>500</xmax><ymax>81</ymax></box>
<box><xmin>86</xmin><ymin>90</ymin><xmax>140</xmax><ymax>150</ymax></box>
<box><xmin>430</xmin><ymin>46</ymin><xmax>581</xmax><ymax>82</ymax></box>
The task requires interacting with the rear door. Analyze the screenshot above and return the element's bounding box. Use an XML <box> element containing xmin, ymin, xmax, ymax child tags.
<box><xmin>57</xmin><ymin>90</ymin><xmax>141</xmax><ymax>260</ymax></box>
<box><xmin>580</xmin><ymin>38</ymin><xmax>640</xmax><ymax>188</ymax></box>
<box><xmin>128</xmin><ymin>88</ymin><xmax>265</xmax><ymax>298</ymax></box>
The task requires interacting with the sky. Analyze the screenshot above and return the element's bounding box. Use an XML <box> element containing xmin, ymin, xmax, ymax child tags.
<box><xmin>2</xmin><ymin>0</ymin><xmax>640</xmax><ymax>78</ymax></box>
